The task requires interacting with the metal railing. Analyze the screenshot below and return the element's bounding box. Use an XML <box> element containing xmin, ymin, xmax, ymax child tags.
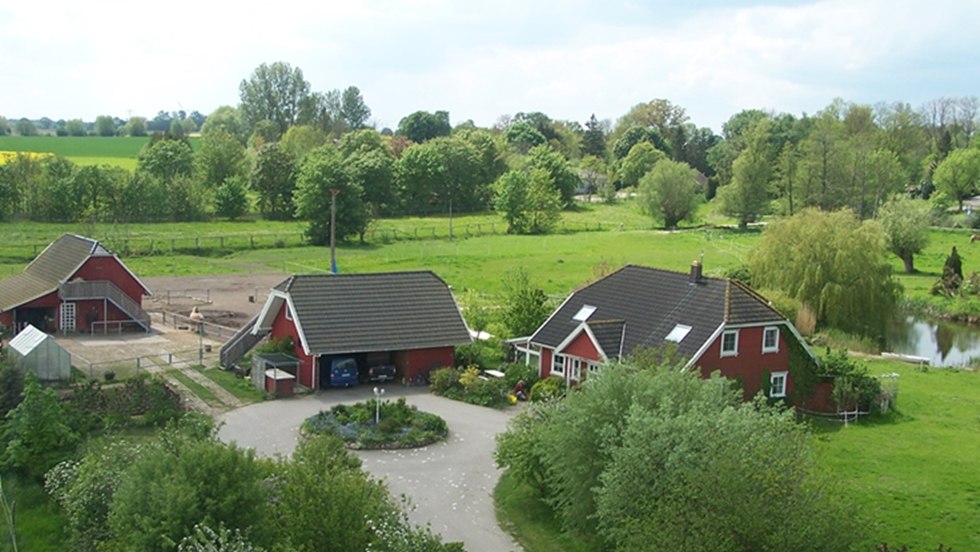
<box><xmin>219</xmin><ymin>313</ymin><xmax>267</xmax><ymax>369</ymax></box>
<box><xmin>59</xmin><ymin>280</ymin><xmax>151</xmax><ymax>331</ymax></box>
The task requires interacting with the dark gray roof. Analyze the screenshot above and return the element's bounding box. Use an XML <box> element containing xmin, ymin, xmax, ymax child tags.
<box><xmin>0</xmin><ymin>234</ymin><xmax>101</xmax><ymax>312</ymax></box>
<box><xmin>276</xmin><ymin>271</ymin><xmax>471</xmax><ymax>355</ymax></box>
<box><xmin>587</xmin><ymin>319</ymin><xmax>626</xmax><ymax>358</ymax></box>
<box><xmin>530</xmin><ymin>265</ymin><xmax>785</xmax><ymax>360</ymax></box>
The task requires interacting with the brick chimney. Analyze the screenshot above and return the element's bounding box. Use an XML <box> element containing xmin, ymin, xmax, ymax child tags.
<box><xmin>690</xmin><ymin>260</ymin><xmax>703</xmax><ymax>284</ymax></box>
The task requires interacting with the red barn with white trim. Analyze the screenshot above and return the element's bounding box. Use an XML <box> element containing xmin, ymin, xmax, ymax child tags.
<box><xmin>0</xmin><ymin>234</ymin><xmax>151</xmax><ymax>335</ymax></box>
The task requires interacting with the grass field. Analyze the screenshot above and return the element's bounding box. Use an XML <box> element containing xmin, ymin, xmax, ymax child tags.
<box><xmin>0</xmin><ymin>135</ymin><xmax>200</xmax><ymax>170</ymax></box>
<box><xmin>0</xmin><ymin>473</ymin><xmax>67</xmax><ymax>551</ymax></box>
<box><xmin>494</xmin><ymin>358</ymin><xmax>980</xmax><ymax>551</ymax></box>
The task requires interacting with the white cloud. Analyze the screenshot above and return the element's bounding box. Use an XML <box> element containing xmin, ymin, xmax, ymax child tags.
<box><xmin>1</xmin><ymin>0</ymin><xmax>976</xmax><ymax>130</ymax></box>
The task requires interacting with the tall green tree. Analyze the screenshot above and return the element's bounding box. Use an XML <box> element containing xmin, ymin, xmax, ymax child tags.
<box><xmin>397</xmin><ymin>110</ymin><xmax>452</xmax><ymax>143</ymax></box>
<box><xmin>346</xmin><ymin>149</ymin><xmax>397</xmax><ymax>216</ymax></box>
<box><xmin>717</xmin><ymin>119</ymin><xmax>772</xmax><ymax>229</ymax></box>
<box><xmin>933</xmin><ymin>147</ymin><xmax>980</xmax><ymax>211</ymax></box>
<box><xmin>612</xmin><ymin>126</ymin><xmax>670</xmax><ymax>160</ymax></box>
<box><xmin>500</xmin><ymin>268</ymin><xmax>551</xmax><ymax>337</ymax></box>
<box><xmin>878</xmin><ymin>197</ymin><xmax>932</xmax><ymax>273</ymax></box>
<box><xmin>526</xmin><ymin>145</ymin><xmax>580</xmax><ymax>207</ymax></box>
<box><xmin>195</xmin><ymin>129</ymin><xmax>246</xmax><ymax>189</ymax></box>
<box><xmin>339</xmin><ymin>85</ymin><xmax>371</xmax><ymax>129</ymax></box>
<box><xmin>638</xmin><ymin>160</ymin><xmax>702</xmax><ymax>229</ymax></box>
<box><xmin>582</xmin><ymin>114</ymin><xmax>607</xmax><ymax>158</ymax></box>
<box><xmin>238</xmin><ymin>61</ymin><xmax>311</xmax><ymax>135</ymax></box>
<box><xmin>126</xmin><ymin>116</ymin><xmax>147</xmax><ymax>137</ymax></box>
<box><xmin>14</xmin><ymin>118</ymin><xmax>36</xmax><ymax>136</ymax></box>
<box><xmin>3</xmin><ymin>374</ymin><xmax>79</xmax><ymax>479</ymax></box>
<box><xmin>214</xmin><ymin>175</ymin><xmax>250</xmax><ymax>220</ymax></box>
<box><xmin>493</xmin><ymin>169</ymin><xmax>561</xmax><ymax>235</ymax></box>
<box><xmin>749</xmin><ymin>208</ymin><xmax>899</xmax><ymax>336</ymax></box>
<box><xmin>137</xmin><ymin>139</ymin><xmax>193</xmax><ymax>183</ymax></box>
<box><xmin>294</xmin><ymin>147</ymin><xmax>370</xmax><ymax>244</ymax></box>
<box><xmin>94</xmin><ymin>115</ymin><xmax>116</xmax><ymax>137</ymax></box>
<box><xmin>504</xmin><ymin>122</ymin><xmax>547</xmax><ymax>154</ymax></box>
<box><xmin>280</xmin><ymin>125</ymin><xmax>328</xmax><ymax>160</ymax></box>
<box><xmin>395</xmin><ymin>143</ymin><xmax>445</xmax><ymax>214</ymax></box>
<box><xmin>616</xmin><ymin>142</ymin><xmax>666</xmax><ymax>188</ymax></box>
<box><xmin>201</xmin><ymin>106</ymin><xmax>247</xmax><ymax>144</ymax></box>
<box><xmin>251</xmin><ymin>142</ymin><xmax>297</xmax><ymax>220</ymax></box>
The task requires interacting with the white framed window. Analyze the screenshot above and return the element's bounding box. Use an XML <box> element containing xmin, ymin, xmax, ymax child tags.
<box><xmin>587</xmin><ymin>362</ymin><xmax>600</xmax><ymax>374</ymax></box>
<box><xmin>551</xmin><ymin>353</ymin><xmax>566</xmax><ymax>376</ymax></box>
<box><xmin>570</xmin><ymin>359</ymin><xmax>582</xmax><ymax>380</ymax></box>
<box><xmin>770</xmin><ymin>371</ymin><xmax>788</xmax><ymax>398</ymax></box>
<box><xmin>720</xmin><ymin>329</ymin><xmax>739</xmax><ymax>357</ymax></box>
<box><xmin>762</xmin><ymin>326</ymin><xmax>779</xmax><ymax>353</ymax></box>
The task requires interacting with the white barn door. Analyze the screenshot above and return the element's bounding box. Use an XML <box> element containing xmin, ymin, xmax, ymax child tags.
<box><xmin>60</xmin><ymin>302</ymin><xmax>76</xmax><ymax>332</ymax></box>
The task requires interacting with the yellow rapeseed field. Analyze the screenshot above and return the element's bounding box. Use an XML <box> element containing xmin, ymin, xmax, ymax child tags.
<box><xmin>0</xmin><ymin>151</ymin><xmax>52</xmax><ymax>164</ymax></box>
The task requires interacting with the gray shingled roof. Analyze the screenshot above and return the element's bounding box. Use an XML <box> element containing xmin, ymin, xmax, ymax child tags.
<box><xmin>0</xmin><ymin>234</ymin><xmax>99</xmax><ymax>312</ymax></box>
<box><xmin>275</xmin><ymin>271</ymin><xmax>471</xmax><ymax>355</ymax></box>
<box><xmin>530</xmin><ymin>265</ymin><xmax>785</xmax><ymax>360</ymax></box>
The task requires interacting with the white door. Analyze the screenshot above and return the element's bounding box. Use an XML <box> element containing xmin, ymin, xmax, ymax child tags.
<box><xmin>60</xmin><ymin>302</ymin><xmax>76</xmax><ymax>332</ymax></box>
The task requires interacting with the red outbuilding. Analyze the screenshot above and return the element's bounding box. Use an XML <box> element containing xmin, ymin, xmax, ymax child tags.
<box><xmin>527</xmin><ymin>263</ymin><xmax>824</xmax><ymax>408</ymax></box>
<box><xmin>220</xmin><ymin>271</ymin><xmax>472</xmax><ymax>390</ymax></box>
<box><xmin>0</xmin><ymin>234</ymin><xmax>151</xmax><ymax>335</ymax></box>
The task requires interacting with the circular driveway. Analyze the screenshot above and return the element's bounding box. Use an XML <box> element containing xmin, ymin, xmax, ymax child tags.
<box><xmin>218</xmin><ymin>386</ymin><xmax>522</xmax><ymax>552</ymax></box>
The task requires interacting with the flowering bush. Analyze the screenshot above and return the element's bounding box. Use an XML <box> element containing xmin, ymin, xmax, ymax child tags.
<box><xmin>302</xmin><ymin>397</ymin><xmax>447</xmax><ymax>449</ymax></box>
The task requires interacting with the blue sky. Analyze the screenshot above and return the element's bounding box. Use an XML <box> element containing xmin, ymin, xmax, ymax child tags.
<box><xmin>2</xmin><ymin>0</ymin><xmax>977</xmax><ymax>133</ymax></box>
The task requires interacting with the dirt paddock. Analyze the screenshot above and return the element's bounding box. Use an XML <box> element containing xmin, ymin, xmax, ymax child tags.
<box><xmin>142</xmin><ymin>273</ymin><xmax>288</xmax><ymax>329</ymax></box>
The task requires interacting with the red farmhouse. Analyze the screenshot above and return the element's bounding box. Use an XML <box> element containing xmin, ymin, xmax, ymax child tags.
<box><xmin>220</xmin><ymin>271</ymin><xmax>471</xmax><ymax>389</ymax></box>
<box><xmin>0</xmin><ymin>234</ymin><xmax>151</xmax><ymax>335</ymax></box>
<box><xmin>527</xmin><ymin>263</ymin><xmax>820</xmax><ymax>403</ymax></box>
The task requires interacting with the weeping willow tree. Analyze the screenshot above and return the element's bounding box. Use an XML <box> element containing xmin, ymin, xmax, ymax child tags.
<box><xmin>748</xmin><ymin>208</ymin><xmax>900</xmax><ymax>337</ymax></box>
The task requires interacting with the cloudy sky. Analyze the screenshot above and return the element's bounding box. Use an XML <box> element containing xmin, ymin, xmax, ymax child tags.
<box><xmin>2</xmin><ymin>0</ymin><xmax>977</xmax><ymax>132</ymax></box>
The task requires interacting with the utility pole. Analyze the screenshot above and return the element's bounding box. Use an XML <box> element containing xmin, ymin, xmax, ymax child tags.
<box><xmin>330</xmin><ymin>188</ymin><xmax>339</xmax><ymax>274</ymax></box>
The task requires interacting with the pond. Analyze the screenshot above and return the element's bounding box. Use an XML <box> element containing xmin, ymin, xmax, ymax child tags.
<box><xmin>885</xmin><ymin>314</ymin><xmax>980</xmax><ymax>367</ymax></box>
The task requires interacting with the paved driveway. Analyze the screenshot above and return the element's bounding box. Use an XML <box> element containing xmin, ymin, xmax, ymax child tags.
<box><xmin>218</xmin><ymin>386</ymin><xmax>522</xmax><ymax>552</ymax></box>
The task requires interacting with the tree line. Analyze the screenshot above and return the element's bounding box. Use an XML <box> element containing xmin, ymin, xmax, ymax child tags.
<box><xmin>1</xmin><ymin>61</ymin><xmax>978</xmax><ymax>243</ymax></box>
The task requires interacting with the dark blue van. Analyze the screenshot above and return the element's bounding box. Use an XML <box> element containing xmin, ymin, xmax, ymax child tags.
<box><xmin>329</xmin><ymin>357</ymin><xmax>359</xmax><ymax>387</ymax></box>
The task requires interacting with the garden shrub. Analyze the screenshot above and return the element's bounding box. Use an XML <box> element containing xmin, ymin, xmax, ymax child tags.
<box><xmin>530</xmin><ymin>375</ymin><xmax>564</xmax><ymax>402</ymax></box>
<box><xmin>462</xmin><ymin>377</ymin><xmax>508</xmax><ymax>407</ymax></box>
<box><xmin>458</xmin><ymin>365</ymin><xmax>482</xmax><ymax>389</ymax></box>
<box><xmin>429</xmin><ymin>367</ymin><xmax>461</xmax><ymax>395</ymax></box>
<box><xmin>303</xmin><ymin>398</ymin><xmax>448</xmax><ymax>449</ymax></box>
<box><xmin>822</xmin><ymin>349</ymin><xmax>884</xmax><ymax>413</ymax></box>
<box><xmin>503</xmin><ymin>362</ymin><xmax>539</xmax><ymax>390</ymax></box>
<box><xmin>455</xmin><ymin>338</ymin><xmax>505</xmax><ymax>370</ymax></box>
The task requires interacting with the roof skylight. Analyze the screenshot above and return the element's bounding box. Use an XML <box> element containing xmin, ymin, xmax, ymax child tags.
<box><xmin>573</xmin><ymin>305</ymin><xmax>597</xmax><ymax>322</ymax></box>
<box><xmin>665</xmin><ymin>324</ymin><xmax>692</xmax><ymax>343</ymax></box>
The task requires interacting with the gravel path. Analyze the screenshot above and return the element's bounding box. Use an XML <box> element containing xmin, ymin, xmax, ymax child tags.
<box><xmin>218</xmin><ymin>387</ymin><xmax>522</xmax><ymax>552</ymax></box>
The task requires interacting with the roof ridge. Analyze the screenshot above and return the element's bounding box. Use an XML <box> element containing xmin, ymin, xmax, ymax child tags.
<box><xmin>729</xmin><ymin>279</ymin><xmax>786</xmax><ymax>320</ymax></box>
<box><xmin>623</xmin><ymin>263</ymin><xmax>725</xmax><ymax>282</ymax></box>
<box><xmin>723</xmin><ymin>280</ymin><xmax>731</xmax><ymax>322</ymax></box>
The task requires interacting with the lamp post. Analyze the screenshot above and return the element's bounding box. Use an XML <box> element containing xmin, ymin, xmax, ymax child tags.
<box><xmin>373</xmin><ymin>386</ymin><xmax>385</xmax><ymax>425</ymax></box>
<box><xmin>189</xmin><ymin>307</ymin><xmax>205</xmax><ymax>366</ymax></box>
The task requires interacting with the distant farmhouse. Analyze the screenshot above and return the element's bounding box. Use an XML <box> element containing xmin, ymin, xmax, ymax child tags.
<box><xmin>526</xmin><ymin>263</ymin><xmax>823</xmax><ymax>407</ymax></box>
<box><xmin>0</xmin><ymin>234</ymin><xmax>151</xmax><ymax>336</ymax></box>
<box><xmin>221</xmin><ymin>271</ymin><xmax>471</xmax><ymax>389</ymax></box>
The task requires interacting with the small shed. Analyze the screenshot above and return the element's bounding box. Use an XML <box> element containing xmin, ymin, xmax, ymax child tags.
<box><xmin>8</xmin><ymin>324</ymin><xmax>71</xmax><ymax>381</ymax></box>
<box><xmin>252</xmin><ymin>353</ymin><xmax>298</xmax><ymax>397</ymax></box>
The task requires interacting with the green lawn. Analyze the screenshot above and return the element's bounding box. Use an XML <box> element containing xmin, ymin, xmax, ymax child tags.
<box><xmin>812</xmin><ymin>358</ymin><xmax>980</xmax><ymax>550</ymax></box>
<box><xmin>0</xmin><ymin>135</ymin><xmax>200</xmax><ymax>170</ymax></box>
<box><xmin>494</xmin><ymin>471</ymin><xmax>593</xmax><ymax>552</ymax></box>
<box><xmin>193</xmin><ymin>366</ymin><xmax>265</xmax><ymax>404</ymax></box>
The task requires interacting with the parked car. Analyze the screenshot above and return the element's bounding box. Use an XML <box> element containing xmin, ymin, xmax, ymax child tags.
<box><xmin>329</xmin><ymin>357</ymin><xmax>359</xmax><ymax>387</ymax></box>
<box><xmin>364</xmin><ymin>364</ymin><xmax>396</xmax><ymax>383</ymax></box>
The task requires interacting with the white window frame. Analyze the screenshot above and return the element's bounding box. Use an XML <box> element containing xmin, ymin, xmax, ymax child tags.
<box><xmin>770</xmin><ymin>371</ymin><xmax>788</xmax><ymax>398</ymax></box>
<box><xmin>551</xmin><ymin>352</ymin><xmax>566</xmax><ymax>376</ymax></box>
<box><xmin>762</xmin><ymin>326</ymin><xmax>779</xmax><ymax>353</ymax></box>
<box><xmin>284</xmin><ymin>304</ymin><xmax>292</xmax><ymax>321</ymax></box>
<box><xmin>570</xmin><ymin>358</ymin><xmax>582</xmax><ymax>380</ymax></box>
<box><xmin>587</xmin><ymin>362</ymin><xmax>600</xmax><ymax>375</ymax></box>
<box><xmin>720</xmin><ymin>329</ymin><xmax>739</xmax><ymax>357</ymax></box>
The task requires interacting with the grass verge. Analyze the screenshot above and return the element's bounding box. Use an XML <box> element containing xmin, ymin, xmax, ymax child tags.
<box><xmin>192</xmin><ymin>366</ymin><xmax>265</xmax><ymax>404</ymax></box>
<box><xmin>166</xmin><ymin>369</ymin><xmax>224</xmax><ymax>408</ymax></box>
<box><xmin>0</xmin><ymin>473</ymin><xmax>67</xmax><ymax>551</ymax></box>
<box><xmin>494</xmin><ymin>471</ymin><xmax>593</xmax><ymax>552</ymax></box>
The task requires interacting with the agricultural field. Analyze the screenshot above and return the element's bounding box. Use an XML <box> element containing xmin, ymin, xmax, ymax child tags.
<box><xmin>0</xmin><ymin>135</ymin><xmax>200</xmax><ymax>170</ymax></box>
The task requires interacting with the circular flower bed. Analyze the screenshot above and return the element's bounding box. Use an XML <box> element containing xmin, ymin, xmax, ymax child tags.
<box><xmin>302</xmin><ymin>397</ymin><xmax>448</xmax><ymax>450</ymax></box>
